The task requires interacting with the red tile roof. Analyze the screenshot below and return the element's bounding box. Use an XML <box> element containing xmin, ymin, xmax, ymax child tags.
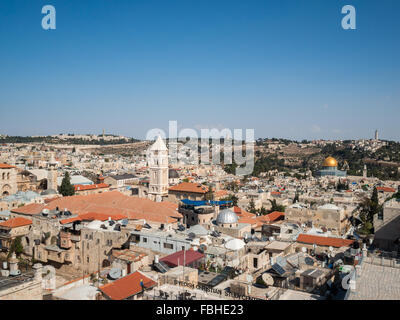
<box><xmin>377</xmin><ymin>187</ymin><xmax>396</xmax><ymax>193</ymax></box>
<box><xmin>0</xmin><ymin>163</ymin><xmax>16</xmax><ymax>169</ymax></box>
<box><xmin>14</xmin><ymin>191</ymin><xmax>181</xmax><ymax>224</ymax></box>
<box><xmin>44</xmin><ymin>191</ymin><xmax>181</xmax><ymax>223</ymax></box>
<box><xmin>297</xmin><ymin>234</ymin><xmax>354</xmax><ymax>248</ymax></box>
<box><xmin>160</xmin><ymin>249</ymin><xmax>204</xmax><ymax>267</ymax></box>
<box><xmin>99</xmin><ymin>271</ymin><xmax>156</xmax><ymax>300</ymax></box>
<box><xmin>11</xmin><ymin>203</ymin><xmax>45</xmax><ymax>216</ymax></box>
<box><xmin>233</xmin><ymin>206</ymin><xmax>253</xmax><ymax>218</ymax></box>
<box><xmin>214</xmin><ymin>190</ymin><xmax>228</xmax><ymax>198</ymax></box>
<box><xmin>265</xmin><ymin>211</ymin><xmax>285</xmax><ymax>222</ymax></box>
<box><xmin>74</xmin><ymin>183</ymin><xmax>109</xmax><ymax>191</ymax></box>
<box><xmin>169</xmin><ymin>182</ymin><xmax>209</xmax><ymax>194</ymax></box>
<box><xmin>0</xmin><ymin>217</ymin><xmax>32</xmax><ymax>228</ymax></box>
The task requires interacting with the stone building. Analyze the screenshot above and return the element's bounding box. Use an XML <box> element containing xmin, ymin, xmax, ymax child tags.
<box><xmin>0</xmin><ymin>163</ymin><xmax>17</xmax><ymax>196</ymax></box>
<box><xmin>285</xmin><ymin>203</ymin><xmax>351</xmax><ymax>236</ymax></box>
<box><xmin>373</xmin><ymin>198</ymin><xmax>400</xmax><ymax>252</ymax></box>
<box><xmin>0</xmin><ymin>217</ymin><xmax>32</xmax><ymax>252</ymax></box>
<box><xmin>168</xmin><ymin>182</ymin><xmax>209</xmax><ymax>204</ymax></box>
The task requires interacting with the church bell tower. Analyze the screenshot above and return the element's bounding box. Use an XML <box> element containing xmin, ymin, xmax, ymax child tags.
<box><xmin>148</xmin><ymin>136</ymin><xmax>169</xmax><ymax>202</ymax></box>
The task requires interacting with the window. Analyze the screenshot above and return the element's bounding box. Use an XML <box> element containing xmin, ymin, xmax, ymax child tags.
<box><xmin>163</xmin><ymin>243</ymin><xmax>173</xmax><ymax>249</ymax></box>
<box><xmin>87</xmin><ymin>257</ymin><xmax>89</xmax><ymax>263</ymax></box>
<box><xmin>143</xmin><ymin>237</ymin><xmax>147</xmax><ymax>243</ymax></box>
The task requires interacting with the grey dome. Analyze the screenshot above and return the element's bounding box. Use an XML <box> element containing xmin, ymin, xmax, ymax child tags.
<box><xmin>168</xmin><ymin>169</ymin><xmax>179</xmax><ymax>179</ymax></box>
<box><xmin>216</xmin><ymin>209</ymin><xmax>238</xmax><ymax>225</ymax></box>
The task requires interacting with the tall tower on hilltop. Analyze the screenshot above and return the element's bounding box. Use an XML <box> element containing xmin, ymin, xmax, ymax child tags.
<box><xmin>148</xmin><ymin>136</ymin><xmax>169</xmax><ymax>202</ymax></box>
<box><xmin>363</xmin><ymin>164</ymin><xmax>367</xmax><ymax>178</ymax></box>
<box><xmin>375</xmin><ymin>129</ymin><xmax>379</xmax><ymax>141</ymax></box>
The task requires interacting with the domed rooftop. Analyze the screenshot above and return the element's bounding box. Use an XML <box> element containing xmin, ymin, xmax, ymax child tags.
<box><xmin>216</xmin><ymin>209</ymin><xmax>238</xmax><ymax>225</ymax></box>
<box><xmin>323</xmin><ymin>156</ymin><xmax>338</xmax><ymax>167</ymax></box>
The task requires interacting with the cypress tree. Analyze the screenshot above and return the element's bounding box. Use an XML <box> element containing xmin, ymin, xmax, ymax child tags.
<box><xmin>58</xmin><ymin>172</ymin><xmax>75</xmax><ymax>196</ymax></box>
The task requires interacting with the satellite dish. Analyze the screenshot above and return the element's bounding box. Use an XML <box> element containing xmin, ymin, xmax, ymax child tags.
<box><xmin>301</xmin><ymin>247</ymin><xmax>307</xmax><ymax>253</ymax></box>
<box><xmin>262</xmin><ymin>273</ymin><xmax>274</xmax><ymax>286</ymax></box>
<box><xmin>188</xmin><ymin>232</ymin><xmax>196</xmax><ymax>239</ymax></box>
<box><xmin>192</xmin><ymin>246</ymin><xmax>198</xmax><ymax>251</ymax></box>
<box><xmin>108</xmin><ymin>268</ymin><xmax>122</xmax><ymax>280</ymax></box>
<box><xmin>329</xmin><ymin>246</ymin><xmax>334</xmax><ymax>252</ymax></box>
<box><xmin>304</xmin><ymin>257</ymin><xmax>314</xmax><ymax>266</ymax></box>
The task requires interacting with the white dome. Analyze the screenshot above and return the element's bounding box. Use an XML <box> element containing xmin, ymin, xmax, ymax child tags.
<box><xmin>216</xmin><ymin>209</ymin><xmax>238</xmax><ymax>225</ymax></box>
<box><xmin>225</xmin><ymin>238</ymin><xmax>245</xmax><ymax>251</ymax></box>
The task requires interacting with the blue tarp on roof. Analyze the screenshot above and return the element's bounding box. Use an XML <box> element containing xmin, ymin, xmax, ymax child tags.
<box><xmin>181</xmin><ymin>199</ymin><xmax>232</xmax><ymax>206</ymax></box>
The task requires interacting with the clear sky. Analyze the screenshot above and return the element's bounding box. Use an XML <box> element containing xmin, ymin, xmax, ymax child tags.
<box><xmin>0</xmin><ymin>0</ymin><xmax>399</xmax><ymax>141</ymax></box>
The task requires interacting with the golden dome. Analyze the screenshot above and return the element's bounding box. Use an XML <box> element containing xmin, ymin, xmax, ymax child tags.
<box><xmin>323</xmin><ymin>156</ymin><xmax>338</xmax><ymax>167</ymax></box>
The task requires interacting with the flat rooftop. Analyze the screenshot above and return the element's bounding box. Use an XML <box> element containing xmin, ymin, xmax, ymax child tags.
<box><xmin>0</xmin><ymin>272</ymin><xmax>35</xmax><ymax>292</ymax></box>
<box><xmin>279</xmin><ymin>289</ymin><xmax>325</xmax><ymax>300</ymax></box>
<box><xmin>347</xmin><ymin>261</ymin><xmax>400</xmax><ymax>300</ymax></box>
<box><xmin>265</xmin><ymin>241</ymin><xmax>292</xmax><ymax>251</ymax></box>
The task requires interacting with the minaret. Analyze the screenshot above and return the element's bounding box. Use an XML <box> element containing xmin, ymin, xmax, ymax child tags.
<box><xmin>363</xmin><ymin>164</ymin><xmax>367</xmax><ymax>178</ymax></box>
<box><xmin>47</xmin><ymin>153</ymin><xmax>58</xmax><ymax>191</ymax></box>
<box><xmin>148</xmin><ymin>136</ymin><xmax>169</xmax><ymax>202</ymax></box>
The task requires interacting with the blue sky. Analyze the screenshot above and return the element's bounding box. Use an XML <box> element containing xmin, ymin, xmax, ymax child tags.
<box><xmin>0</xmin><ymin>0</ymin><xmax>399</xmax><ymax>140</ymax></box>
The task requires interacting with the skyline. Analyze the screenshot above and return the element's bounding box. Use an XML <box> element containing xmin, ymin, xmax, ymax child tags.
<box><xmin>0</xmin><ymin>0</ymin><xmax>399</xmax><ymax>141</ymax></box>
<box><xmin>0</xmin><ymin>128</ymin><xmax>387</xmax><ymax>142</ymax></box>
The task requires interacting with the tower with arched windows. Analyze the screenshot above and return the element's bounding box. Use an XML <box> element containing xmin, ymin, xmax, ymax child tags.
<box><xmin>0</xmin><ymin>163</ymin><xmax>17</xmax><ymax>196</ymax></box>
<box><xmin>147</xmin><ymin>136</ymin><xmax>169</xmax><ymax>202</ymax></box>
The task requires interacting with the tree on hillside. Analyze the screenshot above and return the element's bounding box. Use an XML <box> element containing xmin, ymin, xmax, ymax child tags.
<box><xmin>222</xmin><ymin>194</ymin><xmax>239</xmax><ymax>207</ymax></box>
<box><xmin>205</xmin><ymin>187</ymin><xmax>214</xmax><ymax>201</ymax></box>
<box><xmin>355</xmin><ymin>186</ymin><xmax>382</xmax><ymax>235</ymax></box>
<box><xmin>58</xmin><ymin>172</ymin><xmax>75</xmax><ymax>196</ymax></box>
<box><xmin>8</xmin><ymin>236</ymin><xmax>24</xmax><ymax>258</ymax></box>
<box><xmin>247</xmin><ymin>198</ymin><xmax>257</xmax><ymax>214</ymax></box>
<box><xmin>258</xmin><ymin>206</ymin><xmax>268</xmax><ymax>216</ymax></box>
<box><xmin>268</xmin><ymin>199</ymin><xmax>286</xmax><ymax>213</ymax></box>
